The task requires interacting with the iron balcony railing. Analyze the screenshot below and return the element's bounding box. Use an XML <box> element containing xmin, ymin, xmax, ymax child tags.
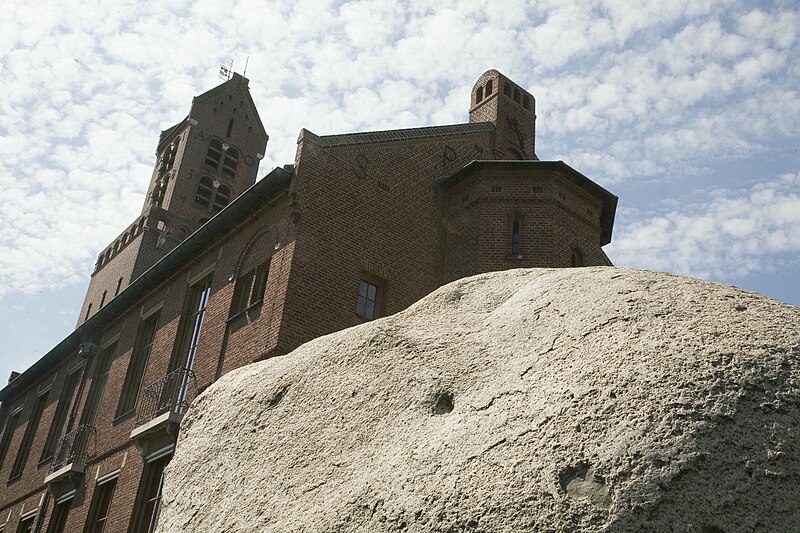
<box><xmin>51</xmin><ymin>424</ymin><xmax>96</xmax><ymax>471</ymax></box>
<box><xmin>136</xmin><ymin>367</ymin><xmax>197</xmax><ymax>425</ymax></box>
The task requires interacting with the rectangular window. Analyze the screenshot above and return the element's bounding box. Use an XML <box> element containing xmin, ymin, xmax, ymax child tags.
<box><xmin>83</xmin><ymin>476</ymin><xmax>117</xmax><ymax>533</ymax></box>
<box><xmin>229</xmin><ymin>270</ymin><xmax>253</xmax><ymax>317</ymax></box>
<box><xmin>129</xmin><ymin>454</ymin><xmax>171</xmax><ymax>533</ymax></box>
<box><xmin>0</xmin><ymin>410</ymin><xmax>21</xmax><ymax>471</ymax></box>
<box><xmin>46</xmin><ymin>498</ymin><xmax>72</xmax><ymax>533</ymax></box>
<box><xmin>250</xmin><ymin>260</ymin><xmax>270</xmax><ymax>306</ymax></box>
<box><xmin>172</xmin><ymin>276</ymin><xmax>212</xmax><ymax>372</ymax></box>
<box><xmin>15</xmin><ymin>515</ymin><xmax>34</xmax><ymax>533</ymax></box>
<box><xmin>81</xmin><ymin>342</ymin><xmax>116</xmax><ymax>426</ymax></box>
<box><xmin>356</xmin><ymin>278</ymin><xmax>382</xmax><ymax>320</ymax></box>
<box><xmin>229</xmin><ymin>260</ymin><xmax>270</xmax><ymax>318</ymax></box>
<box><xmin>41</xmin><ymin>367</ymin><xmax>82</xmax><ymax>462</ymax></box>
<box><xmin>116</xmin><ymin>311</ymin><xmax>161</xmax><ymax>418</ymax></box>
<box><xmin>10</xmin><ymin>390</ymin><xmax>49</xmax><ymax>480</ymax></box>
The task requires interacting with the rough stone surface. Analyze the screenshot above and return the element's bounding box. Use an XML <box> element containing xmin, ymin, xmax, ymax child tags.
<box><xmin>158</xmin><ymin>268</ymin><xmax>800</xmax><ymax>532</ymax></box>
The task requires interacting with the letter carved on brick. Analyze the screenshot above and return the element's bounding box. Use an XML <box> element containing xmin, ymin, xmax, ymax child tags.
<box><xmin>351</xmin><ymin>154</ymin><xmax>369</xmax><ymax>180</ymax></box>
<box><xmin>442</xmin><ymin>145</ymin><xmax>457</xmax><ymax>169</ymax></box>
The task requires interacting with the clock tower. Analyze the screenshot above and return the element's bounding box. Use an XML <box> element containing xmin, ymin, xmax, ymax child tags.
<box><xmin>78</xmin><ymin>73</ymin><xmax>269</xmax><ymax>325</ymax></box>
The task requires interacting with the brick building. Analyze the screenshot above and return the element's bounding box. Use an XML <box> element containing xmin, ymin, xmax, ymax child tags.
<box><xmin>0</xmin><ymin>69</ymin><xmax>616</xmax><ymax>532</ymax></box>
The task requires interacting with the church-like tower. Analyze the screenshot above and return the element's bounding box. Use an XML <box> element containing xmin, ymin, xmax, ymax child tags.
<box><xmin>78</xmin><ymin>73</ymin><xmax>268</xmax><ymax>325</ymax></box>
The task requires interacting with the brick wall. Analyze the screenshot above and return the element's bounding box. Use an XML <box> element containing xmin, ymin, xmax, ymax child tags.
<box><xmin>276</xmin><ymin>126</ymin><xmax>495</xmax><ymax>352</ymax></box>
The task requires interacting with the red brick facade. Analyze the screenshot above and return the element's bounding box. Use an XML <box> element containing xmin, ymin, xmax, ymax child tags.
<box><xmin>0</xmin><ymin>69</ymin><xmax>616</xmax><ymax>532</ymax></box>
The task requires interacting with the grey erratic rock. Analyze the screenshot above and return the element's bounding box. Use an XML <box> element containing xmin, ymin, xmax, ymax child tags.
<box><xmin>158</xmin><ymin>268</ymin><xmax>800</xmax><ymax>532</ymax></box>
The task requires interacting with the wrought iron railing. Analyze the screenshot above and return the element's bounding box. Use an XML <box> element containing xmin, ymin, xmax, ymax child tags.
<box><xmin>136</xmin><ymin>367</ymin><xmax>196</xmax><ymax>425</ymax></box>
<box><xmin>51</xmin><ymin>424</ymin><xmax>96</xmax><ymax>471</ymax></box>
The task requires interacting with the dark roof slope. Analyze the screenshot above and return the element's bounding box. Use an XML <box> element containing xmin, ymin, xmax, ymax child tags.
<box><xmin>301</xmin><ymin>122</ymin><xmax>494</xmax><ymax>148</ymax></box>
<box><xmin>158</xmin><ymin>119</ymin><xmax>187</xmax><ymax>148</ymax></box>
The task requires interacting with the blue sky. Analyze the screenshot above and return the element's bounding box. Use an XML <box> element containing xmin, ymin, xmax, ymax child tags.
<box><xmin>1</xmin><ymin>0</ymin><xmax>798</xmax><ymax>384</ymax></box>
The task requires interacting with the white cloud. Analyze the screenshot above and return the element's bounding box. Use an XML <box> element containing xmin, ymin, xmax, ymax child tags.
<box><xmin>608</xmin><ymin>173</ymin><xmax>800</xmax><ymax>279</ymax></box>
<box><xmin>0</xmin><ymin>0</ymin><xmax>798</xmax><ymax>307</ymax></box>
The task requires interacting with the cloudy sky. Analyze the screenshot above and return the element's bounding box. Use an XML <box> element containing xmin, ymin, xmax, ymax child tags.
<box><xmin>1</xmin><ymin>0</ymin><xmax>798</xmax><ymax>383</ymax></box>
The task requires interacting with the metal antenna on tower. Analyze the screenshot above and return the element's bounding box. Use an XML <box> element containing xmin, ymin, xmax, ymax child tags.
<box><xmin>243</xmin><ymin>56</ymin><xmax>250</xmax><ymax>77</ymax></box>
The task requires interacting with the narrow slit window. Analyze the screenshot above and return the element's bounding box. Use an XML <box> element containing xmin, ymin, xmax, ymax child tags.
<box><xmin>226</xmin><ymin>118</ymin><xmax>234</xmax><ymax>138</ymax></box>
<box><xmin>486</xmin><ymin>79</ymin><xmax>493</xmax><ymax>95</ymax></box>
<box><xmin>476</xmin><ymin>86</ymin><xmax>483</xmax><ymax>103</ymax></box>
<box><xmin>571</xmin><ymin>247</ymin><xmax>584</xmax><ymax>267</ymax></box>
<box><xmin>511</xmin><ymin>220</ymin><xmax>521</xmax><ymax>256</ymax></box>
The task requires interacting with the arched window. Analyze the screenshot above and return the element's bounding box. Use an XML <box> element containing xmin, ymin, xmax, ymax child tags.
<box><xmin>486</xmin><ymin>79</ymin><xmax>493</xmax><ymax>95</ymax></box>
<box><xmin>222</xmin><ymin>148</ymin><xmax>239</xmax><ymax>177</ymax></box>
<box><xmin>476</xmin><ymin>86</ymin><xmax>484</xmax><ymax>103</ymax></box>
<box><xmin>205</xmin><ymin>140</ymin><xmax>223</xmax><ymax>169</ymax></box>
<box><xmin>571</xmin><ymin>247</ymin><xmax>584</xmax><ymax>267</ymax></box>
<box><xmin>511</xmin><ymin>219</ymin><xmax>521</xmax><ymax>256</ymax></box>
<box><xmin>213</xmin><ymin>185</ymin><xmax>230</xmax><ymax>212</ymax></box>
<box><xmin>196</xmin><ymin>177</ymin><xmax>214</xmax><ymax>208</ymax></box>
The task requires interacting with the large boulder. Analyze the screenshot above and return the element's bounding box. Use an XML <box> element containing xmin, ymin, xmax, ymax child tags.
<box><xmin>157</xmin><ymin>268</ymin><xmax>800</xmax><ymax>532</ymax></box>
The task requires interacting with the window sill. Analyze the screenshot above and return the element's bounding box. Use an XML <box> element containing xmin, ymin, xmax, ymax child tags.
<box><xmin>506</xmin><ymin>254</ymin><xmax>525</xmax><ymax>261</ymax></box>
<box><xmin>38</xmin><ymin>456</ymin><xmax>54</xmax><ymax>469</ymax></box>
<box><xmin>112</xmin><ymin>409</ymin><xmax>136</xmax><ymax>426</ymax></box>
<box><xmin>7</xmin><ymin>474</ymin><xmax>21</xmax><ymax>486</ymax></box>
<box><xmin>226</xmin><ymin>301</ymin><xmax>264</xmax><ymax>323</ymax></box>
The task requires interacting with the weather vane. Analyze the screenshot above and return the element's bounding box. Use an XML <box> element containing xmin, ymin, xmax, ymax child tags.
<box><xmin>219</xmin><ymin>60</ymin><xmax>234</xmax><ymax>80</ymax></box>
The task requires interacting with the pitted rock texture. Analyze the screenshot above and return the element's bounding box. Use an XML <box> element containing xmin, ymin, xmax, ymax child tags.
<box><xmin>158</xmin><ymin>268</ymin><xmax>800</xmax><ymax>532</ymax></box>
